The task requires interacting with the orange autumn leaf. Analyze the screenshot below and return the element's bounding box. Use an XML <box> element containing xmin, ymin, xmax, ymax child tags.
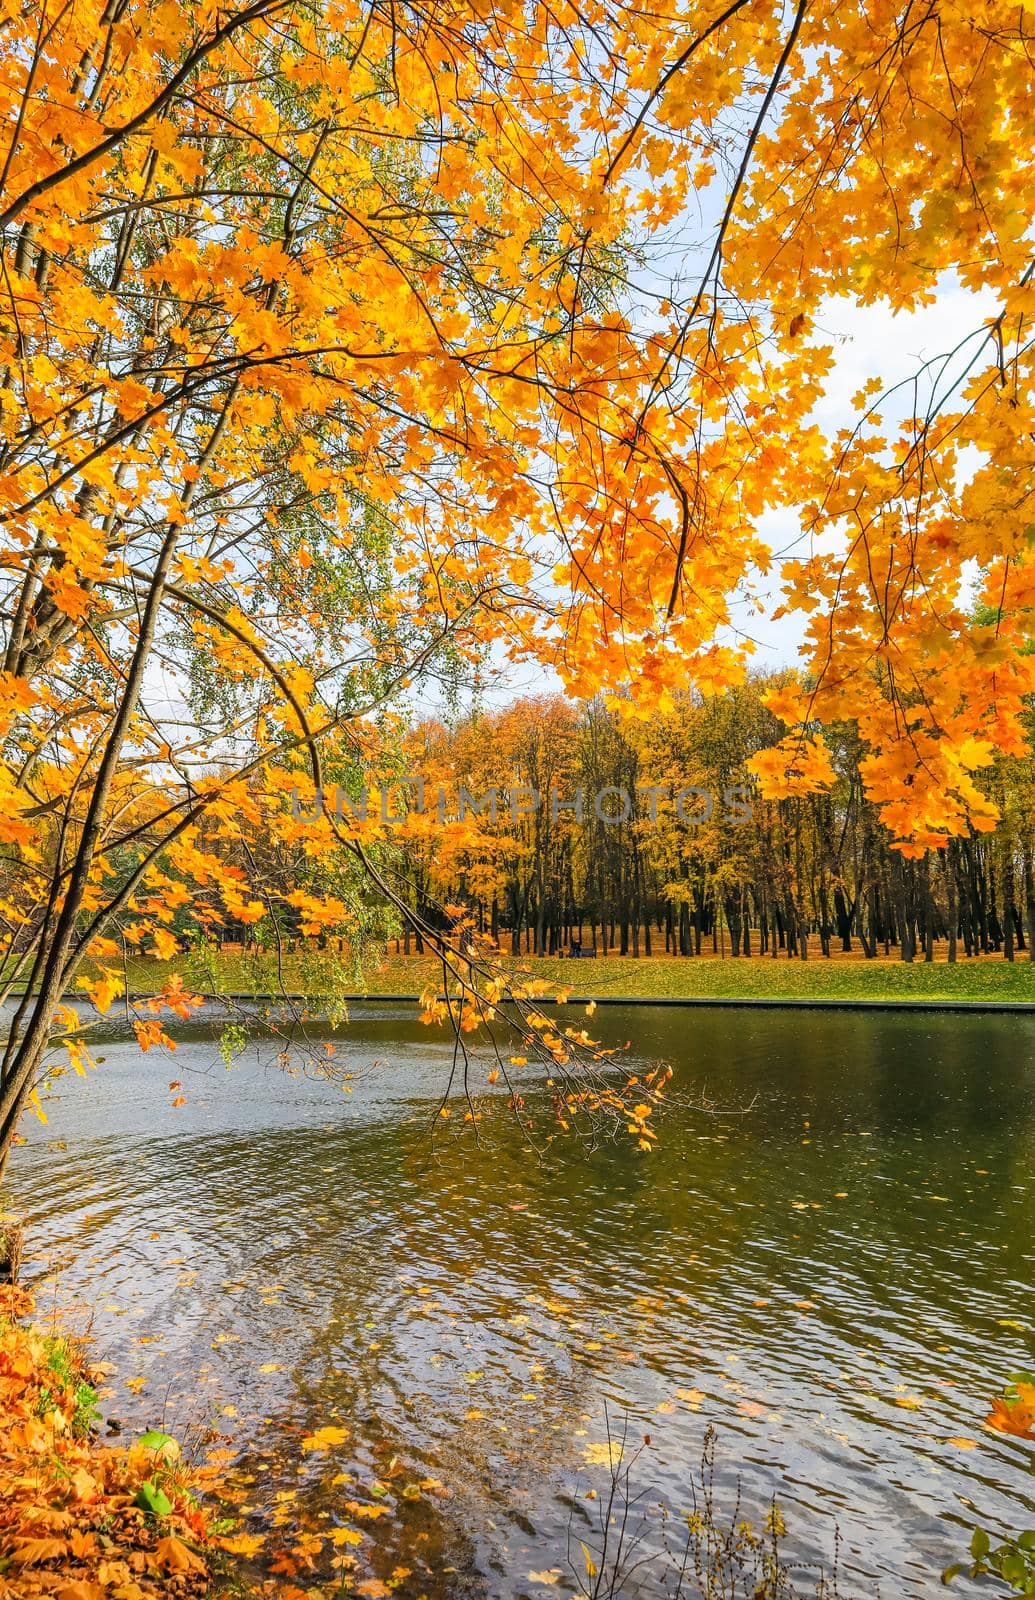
<box><xmin>150</xmin><ymin>929</ymin><xmax>180</xmax><ymax>963</ymax></box>
<box><xmin>986</xmin><ymin>1387</ymin><xmax>1035</xmax><ymax>1440</ymax></box>
<box><xmin>8</xmin><ymin>1536</ymin><xmax>70</xmax><ymax>1565</ymax></box>
<box><xmin>153</xmin><ymin>1535</ymin><xmax>207</xmax><ymax>1575</ymax></box>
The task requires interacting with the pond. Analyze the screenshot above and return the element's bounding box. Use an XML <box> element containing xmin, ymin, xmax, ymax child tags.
<box><xmin>7</xmin><ymin>1001</ymin><xmax>1035</xmax><ymax>1598</ymax></box>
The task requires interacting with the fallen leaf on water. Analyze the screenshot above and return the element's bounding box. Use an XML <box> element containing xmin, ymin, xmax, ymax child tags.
<box><xmin>219</xmin><ymin>1532</ymin><xmax>267</xmax><ymax>1556</ymax></box>
<box><xmin>986</xmin><ymin>1381</ymin><xmax>1035</xmax><ymax>1439</ymax></box>
<box><xmin>345</xmin><ymin>1502</ymin><xmax>390</xmax><ymax>1521</ymax></box>
<box><xmin>527</xmin><ymin>1570</ymin><xmax>564</xmax><ymax>1585</ymax></box>
<box><xmin>300</xmin><ymin>1425</ymin><xmax>350</xmax><ymax>1451</ymax></box>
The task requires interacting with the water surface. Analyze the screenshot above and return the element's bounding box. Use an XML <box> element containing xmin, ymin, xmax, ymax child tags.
<box><xmin>9</xmin><ymin>1003</ymin><xmax>1035</xmax><ymax>1597</ymax></box>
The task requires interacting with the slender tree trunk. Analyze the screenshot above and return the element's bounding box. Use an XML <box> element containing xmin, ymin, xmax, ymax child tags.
<box><xmin>1003</xmin><ymin>838</ymin><xmax>1016</xmax><ymax>962</ymax></box>
<box><xmin>0</xmin><ymin>521</ymin><xmax>186</xmax><ymax>1169</ymax></box>
<box><xmin>1024</xmin><ymin>843</ymin><xmax>1035</xmax><ymax>964</ymax></box>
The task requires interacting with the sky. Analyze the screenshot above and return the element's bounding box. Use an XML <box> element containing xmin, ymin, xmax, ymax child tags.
<box><xmin>723</xmin><ymin>278</ymin><xmax>997</xmax><ymax>667</ymax></box>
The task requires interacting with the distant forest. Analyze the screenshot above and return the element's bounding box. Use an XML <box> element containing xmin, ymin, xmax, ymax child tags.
<box><xmin>391</xmin><ymin>683</ymin><xmax>1035</xmax><ymax>963</ymax></box>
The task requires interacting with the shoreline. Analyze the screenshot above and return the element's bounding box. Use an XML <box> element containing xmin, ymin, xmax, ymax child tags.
<box><xmin>10</xmin><ymin>989</ymin><xmax>1035</xmax><ymax>1014</ymax></box>
<box><xmin>9</xmin><ymin>949</ymin><xmax>1035</xmax><ymax>1017</ymax></box>
<box><xmin>0</xmin><ymin>1281</ymin><xmax>234</xmax><ymax>1598</ymax></box>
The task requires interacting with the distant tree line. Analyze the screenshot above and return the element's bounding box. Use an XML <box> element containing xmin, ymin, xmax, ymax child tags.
<box><xmin>394</xmin><ymin>683</ymin><xmax>1035</xmax><ymax>962</ymax></box>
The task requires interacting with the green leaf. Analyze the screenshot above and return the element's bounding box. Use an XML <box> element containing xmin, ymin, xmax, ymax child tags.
<box><xmin>999</xmin><ymin>1553</ymin><xmax>1025</xmax><ymax>1587</ymax></box>
<box><xmin>134</xmin><ymin>1480</ymin><xmax>173</xmax><ymax>1518</ymax></box>
<box><xmin>971</xmin><ymin>1529</ymin><xmax>991</xmax><ymax>1561</ymax></box>
<box><xmin>139</xmin><ymin>1429</ymin><xmax>176</xmax><ymax>1452</ymax></box>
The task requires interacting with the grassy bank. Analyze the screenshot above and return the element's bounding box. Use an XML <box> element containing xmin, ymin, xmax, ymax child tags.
<box><xmin>112</xmin><ymin>950</ymin><xmax>1035</xmax><ymax>1005</ymax></box>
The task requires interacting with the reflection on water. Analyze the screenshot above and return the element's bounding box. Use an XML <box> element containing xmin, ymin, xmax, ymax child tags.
<box><xmin>8</xmin><ymin>1003</ymin><xmax>1035</xmax><ymax>1597</ymax></box>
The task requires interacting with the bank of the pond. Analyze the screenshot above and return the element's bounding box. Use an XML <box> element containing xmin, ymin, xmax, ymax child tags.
<box><xmin>57</xmin><ymin>990</ymin><xmax>1035</xmax><ymax>1014</ymax></box>
<box><xmin>64</xmin><ymin>950</ymin><xmax>1035</xmax><ymax>1009</ymax></box>
<box><xmin>0</xmin><ymin>1283</ymin><xmax>249</xmax><ymax>1600</ymax></box>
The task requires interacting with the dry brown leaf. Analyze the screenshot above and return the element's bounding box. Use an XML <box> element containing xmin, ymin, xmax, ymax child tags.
<box><xmin>9</xmin><ymin>1536</ymin><xmax>70</xmax><ymax>1565</ymax></box>
<box><xmin>153</xmin><ymin>1536</ymin><xmax>207</xmax><ymax>1576</ymax></box>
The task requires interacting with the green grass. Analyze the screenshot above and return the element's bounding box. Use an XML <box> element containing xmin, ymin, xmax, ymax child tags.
<box><xmin>108</xmin><ymin>949</ymin><xmax>1035</xmax><ymax>1004</ymax></box>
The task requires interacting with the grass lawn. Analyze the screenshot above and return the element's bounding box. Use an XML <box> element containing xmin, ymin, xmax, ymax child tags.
<box><xmin>106</xmin><ymin>948</ymin><xmax>1035</xmax><ymax>1004</ymax></box>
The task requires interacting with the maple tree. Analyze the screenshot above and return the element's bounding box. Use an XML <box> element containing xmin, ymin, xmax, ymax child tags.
<box><xmin>1</xmin><ymin>0</ymin><xmax>1034</xmax><ymax>1159</ymax></box>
